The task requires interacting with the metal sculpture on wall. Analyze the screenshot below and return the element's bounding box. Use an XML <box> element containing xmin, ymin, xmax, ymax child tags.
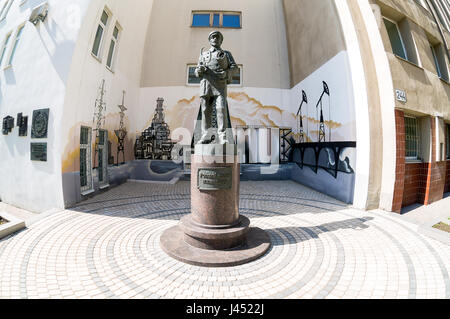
<box><xmin>296</xmin><ymin>90</ymin><xmax>308</xmax><ymax>144</ymax></box>
<box><xmin>114</xmin><ymin>91</ymin><xmax>128</xmax><ymax>165</ymax></box>
<box><xmin>92</xmin><ymin>80</ymin><xmax>107</xmax><ymax>168</ymax></box>
<box><xmin>17</xmin><ymin>113</ymin><xmax>28</xmax><ymax>137</ymax></box>
<box><xmin>2</xmin><ymin>116</ymin><xmax>14</xmax><ymax>135</ymax></box>
<box><xmin>30</xmin><ymin>143</ymin><xmax>47</xmax><ymax>162</ymax></box>
<box><xmin>31</xmin><ymin>109</ymin><xmax>49</xmax><ymax>139</ymax></box>
<box><xmin>316</xmin><ymin>81</ymin><xmax>330</xmax><ymax>143</ymax></box>
<box><xmin>134</xmin><ymin>98</ymin><xmax>176</xmax><ymax>160</ymax></box>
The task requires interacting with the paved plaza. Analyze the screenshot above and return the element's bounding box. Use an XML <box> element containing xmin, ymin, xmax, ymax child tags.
<box><xmin>0</xmin><ymin>181</ymin><xmax>449</xmax><ymax>299</ymax></box>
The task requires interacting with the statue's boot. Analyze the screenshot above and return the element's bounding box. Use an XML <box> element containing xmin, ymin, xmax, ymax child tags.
<box><xmin>198</xmin><ymin>98</ymin><xmax>212</xmax><ymax>144</ymax></box>
<box><xmin>216</xmin><ymin>107</ymin><xmax>232</xmax><ymax>145</ymax></box>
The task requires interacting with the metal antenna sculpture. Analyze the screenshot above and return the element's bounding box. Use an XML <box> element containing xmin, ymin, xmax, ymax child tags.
<box><xmin>93</xmin><ymin>79</ymin><xmax>107</xmax><ymax>168</ymax></box>
<box><xmin>114</xmin><ymin>91</ymin><xmax>128</xmax><ymax>165</ymax></box>
<box><xmin>296</xmin><ymin>90</ymin><xmax>308</xmax><ymax>143</ymax></box>
<box><xmin>315</xmin><ymin>81</ymin><xmax>330</xmax><ymax>143</ymax></box>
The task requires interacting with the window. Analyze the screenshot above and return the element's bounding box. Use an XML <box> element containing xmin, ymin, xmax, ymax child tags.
<box><xmin>0</xmin><ymin>0</ymin><xmax>14</xmax><ymax>21</ymax></box>
<box><xmin>187</xmin><ymin>64</ymin><xmax>242</xmax><ymax>86</ymax></box>
<box><xmin>92</xmin><ymin>10</ymin><xmax>109</xmax><ymax>58</ymax></box>
<box><xmin>405</xmin><ymin>116</ymin><xmax>420</xmax><ymax>160</ymax></box>
<box><xmin>106</xmin><ymin>25</ymin><xmax>120</xmax><ymax>70</ymax></box>
<box><xmin>192</xmin><ymin>11</ymin><xmax>241</xmax><ymax>28</ymax></box>
<box><xmin>383</xmin><ymin>18</ymin><xmax>407</xmax><ymax>60</ymax></box>
<box><xmin>7</xmin><ymin>24</ymin><xmax>24</xmax><ymax>66</ymax></box>
<box><xmin>0</xmin><ymin>33</ymin><xmax>11</xmax><ymax>66</ymax></box>
<box><xmin>430</xmin><ymin>43</ymin><xmax>449</xmax><ymax>81</ymax></box>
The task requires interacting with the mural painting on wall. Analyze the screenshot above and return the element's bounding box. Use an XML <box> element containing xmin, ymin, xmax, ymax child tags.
<box><xmin>290</xmin><ymin>81</ymin><xmax>356</xmax><ymax>179</ymax></box>
<box><xmin>134</xmin><ymin>98</ymin><xmax>177</xmax><ymax>161</ymax></box>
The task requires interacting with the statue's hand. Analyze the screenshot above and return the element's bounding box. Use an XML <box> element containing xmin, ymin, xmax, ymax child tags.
<box><xmin>196</xmin><ymin>66</ymin><xmax>207</xmax><ymax>77</ymax></box>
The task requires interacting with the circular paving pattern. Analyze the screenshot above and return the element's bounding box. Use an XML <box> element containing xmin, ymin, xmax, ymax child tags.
<box><xmin>0</xmin><ymin>181</ymin><xmax>449</xmax><ymax>299</ymax></box>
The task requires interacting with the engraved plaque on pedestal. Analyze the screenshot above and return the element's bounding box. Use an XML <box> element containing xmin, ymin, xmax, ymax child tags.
<box><xmin>31</xmin><ymin>109</ymin><xmax>49</xmax><ymax>139</ymax></box>
<box><xmin>31</xmin><ymin>143</ymin><xmax>47</xmax><ymax>162</ymax></box>
<box><xmin>198</xmin><ymin>167</ymin><xmax>232</xmax><ymax>190</ymax></box>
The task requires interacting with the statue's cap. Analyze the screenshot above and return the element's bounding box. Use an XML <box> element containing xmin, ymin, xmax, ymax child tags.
<box><xmin>208</xmin><ymin>30</ymin><xmax>223</xmax><ymax>41</ymax></box>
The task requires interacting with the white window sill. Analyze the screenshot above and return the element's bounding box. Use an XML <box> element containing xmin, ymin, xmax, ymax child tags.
<box><xmin>91</xmin><ymin>52</ymin><xmax>102</xmax><ymax>63</ymax></box>
<box><xmin>3</xmin><ymin>64</ymin><xmax>12</xmax><ymax>70</ymax></box>
<box><xmin>81</xmin><ymin>189</ymin><xmax>95</xmax><ymax>196</ymax></box>
<box><xmin>106</xmin><ymin>66</ymin><xmax>114</xmax><ymax>74</ymax></box>
<box><xmin>405</xmin><ymin>159</ymin><xmax>423</xmax><ymax>164</ymax></box>
<box><xmin>439</xmin><ymin>77</ymin><xmax>450</xmax><ymax>85</ymax></box>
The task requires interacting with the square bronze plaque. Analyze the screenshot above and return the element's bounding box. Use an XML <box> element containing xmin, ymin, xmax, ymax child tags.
<box><xmin>31</xmin><ymin>143</ymin><xmax>47</xmax><ymax>162</ymax></box>
<box><xmin>198</xmin><ymin>167</ymin><xmax>233</xmax><ymax>190</ymax></box>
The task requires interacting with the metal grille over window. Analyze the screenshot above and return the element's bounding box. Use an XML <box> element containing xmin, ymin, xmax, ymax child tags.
<box><xmin>405</xmin><ymin>117</ymin><xmax>420</xmax><ymax>159</ymax></box>
<box><xmin>80</xmin><ymin>126</ymin><xmax>93</xmax><ymax>193</ymax></box>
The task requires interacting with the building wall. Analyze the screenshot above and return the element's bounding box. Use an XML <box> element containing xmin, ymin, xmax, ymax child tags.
<box><xmin>375</xmin><ymin>0</ymin><xmax>450</xmax><ymax>211</ymax></box>
<box><xmin>60</xmin><ymin>0</ymin><xmax>154</xmax><ymax>207</ymax></box>
<box><xmin>0</xmin><ymin>0</ymin><xmax>91</xmax><ymax>212</ymax></box>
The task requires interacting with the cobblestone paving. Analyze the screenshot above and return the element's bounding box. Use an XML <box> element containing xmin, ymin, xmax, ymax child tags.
<box><xmin>0</xmin><ymin>181</ymin><xmax>449</xmax><ymax>299</ymax></box>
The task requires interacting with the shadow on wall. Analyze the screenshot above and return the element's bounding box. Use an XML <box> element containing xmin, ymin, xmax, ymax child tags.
<box><xmin>36</xmin><ymin>16</ymin><xmax>75</xmax><ymax>84</ymax></box>
<box><xmin>4</xmin><ymin>67</ymin><xmax>16</xmax><ymax>85</ymax></box>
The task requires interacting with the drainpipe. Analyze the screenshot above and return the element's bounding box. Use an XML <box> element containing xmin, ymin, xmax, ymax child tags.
<box><xmin>425</xmin><ymin>0</ymin><xmax>450</xmax><ymax>62</ymax></box>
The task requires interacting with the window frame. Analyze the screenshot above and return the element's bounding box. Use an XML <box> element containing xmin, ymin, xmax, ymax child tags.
<box><xmin>91</xmin><ymin>8</ymin><xmax>111</xmax><ymax>61</ymax></box>
<box><xmin>186</xmin><ymin>63</ymin><xmax>243</xmax><ymax>87</ymax></box>
<box><xmin>404</xmin><ymin>115</ymin><xmax>421</xmax><ymax>161</ymax></box>
<box><xmin>383</xmin><ymin>17</ymin><xmax>408</xmax><ymax>61</ymax></box>
<box><xmin>0</xmin><ymin>0</ymin><xmax>14</xmax><ymax>22</ymax></box>
<box><xmin>191</xmin><ymin>11</ymin><xmax>242</xmax><ymax>29</ymax></box>
<box><xmin>0</xmin><ymin>31</ymin><xmax>11</xmax><ymax>67</ymax></box>
<box><xmin>5</xmin><ymin>23</ymin><xmax>24</xmax><ymax>68</ymax></box>
<box><xmin>106</xmin><ymin>23</ymin><xmax>121</xmax><ymax>71</ymax></box>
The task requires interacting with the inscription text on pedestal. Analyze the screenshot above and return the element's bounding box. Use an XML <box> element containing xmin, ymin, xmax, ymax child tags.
<box><xmin>198</xmin><ymin>167</ymin><xmax>232</xmax><ymax>190</ymax></box>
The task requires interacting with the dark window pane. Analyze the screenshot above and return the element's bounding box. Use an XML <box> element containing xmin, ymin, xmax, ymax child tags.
<box><xmin>192</xmin><ymin>14</ymin><xmax>210</xmax><ymax>27</ymax></box>
<box><xmin>92</xmin><ymin>25</ymin><xmax>104</xmax><ymax>56</ymax></box>
<box><xmin>188</xmin><ymin>66</ymin><xmax>201</xmax><ymax>84</ymax></box>
<box><xmin>80</xmin><ymin>127</ymin><xmax>89</xmax><ymax>144</ymax></box>
<box><xmin>231</xmin><ymin>67</ymin><xmax>241</xmax><ymax>85</ymax></box>
<box><xmin>101</xmin><ymin>11</ymin><xmax>108</xmax><ymax>25</ymax></box>
<box><xmin>213</xmin><ymin>14</ymin><xmax>220</xmax><ymax>27</ymax></box>
<box><xmin>80</xmin><ymin>149</ymin><xmax>87</xmax><ymax>187</ymax></box>
<box><xmin>223</xmin><ymin>14</ymin><xmax>240</xmax><ymax>28</ymax></box>
<box><xmin>383</xmin><ymin>19</ymin><xmax>407</xmax><ymax>60</ymax></box>
<box><xmin>107</xmin><ymin>40</ymin><xmax>115</xmax><ymax>68</ymax></box>
<box><xmin>98</xmin><ymin>149</ymin><xmax>104</xmax><ymax>182</ymax></box>
<box><xmin>113</xmin><ymin>26</ymin><xmax>119</xmax><ymax>39</ymax></box>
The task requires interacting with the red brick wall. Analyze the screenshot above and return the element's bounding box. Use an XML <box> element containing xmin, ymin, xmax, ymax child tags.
<box><xmin>393</xmin><ymin>114</ymin><xmax>446</xmax><ymax>212</ymax></box>
<box><xmin>392</xmin><ymin>110</ymin><xmax>405</xmax><ymax>213</ymax></box>
<box><xmin>402</xmin><ymin>163</ymin><xmax>424</xmax><ymax>208</ymax></box>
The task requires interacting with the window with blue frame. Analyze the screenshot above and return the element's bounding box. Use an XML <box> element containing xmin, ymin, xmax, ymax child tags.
<box><xmin>192</xmin><ymin>11</ymin><xmax>241</xmax><ymax>28</ymax></box>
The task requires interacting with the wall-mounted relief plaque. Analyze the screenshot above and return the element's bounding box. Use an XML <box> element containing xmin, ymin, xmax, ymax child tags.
<box><xmin>198</xmin><ymin>167</ymin><xmax>233</xmax><ymax>191</ymax></box>
<box><xmin>2</xmin><ymin>116</ymin><xmax>14</xmax><ymax>135</ymax></box>
<box><xmin>31</xmin><ymin>143</ymin><xmax>47</xmax><ymax>162</ymax></box>
<box><xmin>17</xmin><ymin>113</ymin><xmax>28</xmax><ymax>137</ymax></box>
<box><xmin>31</xmin><ymin>108</ymin><xmax>49</xmax><ymax>139</ymax></box>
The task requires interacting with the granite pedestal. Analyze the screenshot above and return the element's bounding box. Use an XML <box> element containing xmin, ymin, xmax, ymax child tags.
<box><xmin>161</xmin><ymin>144</ymin><xmax>271</xmax><ymax>267</ymax></box>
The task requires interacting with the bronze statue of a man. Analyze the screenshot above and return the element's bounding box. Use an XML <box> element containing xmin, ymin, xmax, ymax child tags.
<box><xmin>195</xmin><ymin>31</ymin><xmax>238</xmax><ymax>145</ymax></box>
